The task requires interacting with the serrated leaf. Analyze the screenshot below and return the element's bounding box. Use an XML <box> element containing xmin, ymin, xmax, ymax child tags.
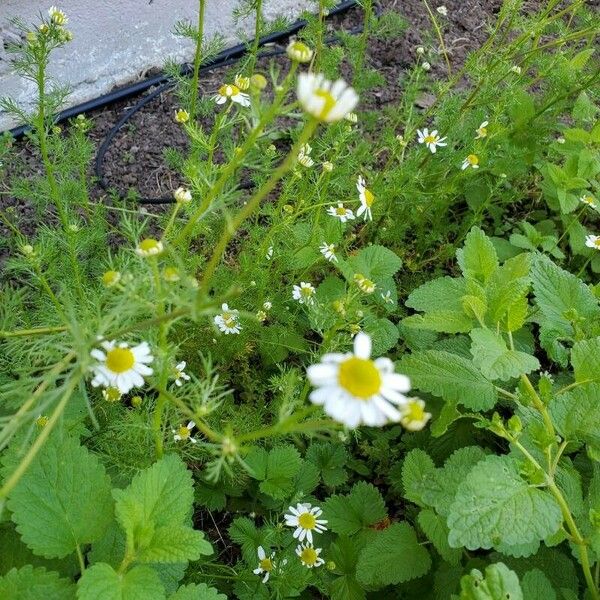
<box><xmin>402</xmin><ymin>311</ymin><xmax>474</xmax><ymax>334</ymax></box>
<box><xmin>521</xmin><ymin>569</ymin><xmax>556</xmax><ymax>600</ymax></box>
<box><xmin>169</xmin><ymin>583</ymin><xmax>227</xmax><ymax>600</ymax></box>
<box><xmin>469</xmin><ymin>328</ymin><xmax>540</xmax><ymax>381</ymax></box>
<box><xmin>448</xmin><ymin>456</ymin><xmax>562</xmax><ymax>550</ymax></box>
<box><xmin>306</xmin><ymin>443</ymin><xmax>348</xmax><ymax>487</ymax></box>
<box><xmin>418</xmin><ymin>509</ymin><xmax>461</xmax><ymax>565</ymax></box>
<box><xmin>0</xmin><ymin>566</ymin><xmax>76</xmax><ymax>600</ymax></box>
<box><xmin>6</xmin><ymin>434</ymin><xmax>113</xmax><ymax>559</ymax></box>
<box><xmin>137</xmin><ymin>526</ymin><xmax>212</xmax><ymax>563</ymax></box>
<box><xmin>77</xmin><ymin>563</ymin><xmax>164</xmax><ymax>600</ymax></box>
<box><xmin>328</xmin><ymin>536</ymin><xmax>366</xmax><ymax>600</ymax></box>
<box><xmin>249</xmin><ymin>446</ymin><xmax>301</xmax><ymax>500</ymax></box>
<box><xmin>550</xmin><ymin>384</ymin><xmax>600</xmax><ymax>449</ymax></box>
<box><xmin>324</xmin><ymin>482</ymin><xmax>386</xmax><ymax>535</ymax></box>
<box><xmin>459</xmin><ymin>563</ymin><xmax>522</xmax><ymax>600</ymax></box>
<box><xmin>351</xmin><ymin>245</ymin><xmax>402</xmax><ymax>280</ymax></box>
<box><xmin>570</xmin><ymin>337</ymin><xmax>600</xmax><ymax>383</ymax></box>
<box><xmin>356</xmin><ymin>522</ymin><xmax>431</xmax><ymax>586</ymax></box>
<box><xmin>228</xmin><ymin>517</ymin><xmax>265</xmax><ymax>566</ymax></box>
<box><xmin>399</xmin><ymin>350</ymin><xmax>497</xmax><ymax>410</ymax></box>
<box><xmin>456</xmin><ymin>227</ymin><xmax>499</xmax><ymax>283</ymax></box>
<box><xmin>363</xmin><ymin>316</ymin><xmax>399</xmax><ymax>355</ymax></box>
<box><xmin>406</xmin><ymin>277</ymin><xmax>468</xmax><ymax>313</ymax></box>
<box><xmin>400</xmin><ymin>448</ymin><xmax>435</xmax><ymax>506</ymax></box>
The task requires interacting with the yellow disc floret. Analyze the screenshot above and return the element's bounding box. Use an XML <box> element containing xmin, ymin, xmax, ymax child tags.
<box><xmin>300</xmin><ymin>547</ymin><xmax>319</xmax><ymax>566</ymax></box>
<box><xmin>338</xmin><ymin>357</ymin><xmax>382</xmax><ymax>399</ymax></box>
<box><xmin>105</xmin><ymin>347</ymin><xmax>135</xmax><ymax>373</ymax></box>
<box><xmin>298</xmin><ymin>512</ymin><xmax>317</xmax><ymax>530</ymax></box>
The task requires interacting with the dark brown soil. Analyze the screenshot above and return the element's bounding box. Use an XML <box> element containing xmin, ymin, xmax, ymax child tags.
<box><xmin>0</xmin><ymin>0</ymin><xmax>545</xmax><ymax>257</ymax></box>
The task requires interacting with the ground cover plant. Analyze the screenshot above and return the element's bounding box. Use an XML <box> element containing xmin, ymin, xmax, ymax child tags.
<box><xmin>0</xmin><ymin>0</ymin><xmax>599</xmax><ymax>598</ymax></box>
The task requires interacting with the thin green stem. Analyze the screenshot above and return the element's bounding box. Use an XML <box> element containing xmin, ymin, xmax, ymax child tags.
<box><xmin>0</xmin><ymin>325</ymin><xmax>67</xmax><ymax>339</ymax></box>
<box><xmin>189</xmin><ymin>0</ymin><xmax>206</xmax><ymax>120</ymax></box>
<box><xmin>422</xmin><ymin>0</ymin><xmax>451</xmax><ymax>75</ymax></box>
<box><xmin>248</xmin><ymin>0</ymin><xmax>263</xmax><ymax>74</ymax></box>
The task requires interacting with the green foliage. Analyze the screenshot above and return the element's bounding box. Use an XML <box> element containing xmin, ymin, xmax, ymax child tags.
<box><xmin>458</xmin><ymin>563</ymin><xmax>522</xmax><ymax>600</ymax></box>
<box><xmin>78</xmin><ymin>563</ymin><xmax>165</xmax><ymax>600</ymax></box>
<box><xmin>0</xmin><ymin>565</ymin><xmax>76</xmax><ymax>600</ymax></box>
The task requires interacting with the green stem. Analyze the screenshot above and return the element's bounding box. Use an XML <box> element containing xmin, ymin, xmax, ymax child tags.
<box><xmin>520</xmin><ymin>374</ymin><xmax>555</xmax><ymax>439</ymax></box>
<box><xmin>76</xmin><ymin>543</ymin><xmax>86</xmax><ymax>575</ymax></box>
<box><xmin>189</xmin><ymin>0</ymin><xmax>206</xmax><ymax>120</ymax></box>
<box><xmin>248</xmin><ymin>0</ymin><xmax>263</xmax><ymax>74</ymax></box>
<box><xmin>0</xmin><ymin>325</ymin><xmax>67</xmax><ymax>338</ymax></box>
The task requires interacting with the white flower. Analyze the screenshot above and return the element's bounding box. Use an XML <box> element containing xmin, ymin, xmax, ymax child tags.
<box><xmin>102</xmin><ymin>270</ymin><xmax>121</xmax><ymax>288</ymax></box>
<box><xmin>174</xmin><ymin>187</ymin><xmax>192</xmax><ymax>203</ymax></box>
<box><xmin>415</xmin><ymin>45</ymin><xmax>425</xmax><ymax>55</ymax></box>
<box><xmin>172</xmin><ymin>421</ymin><xmax>197</xmax><ymax>443</ymax></box>
<box><xmin>354</xmin><ymin>273</ymin><xmax>376</xmax><ymax>294</ymax></box>
<box><xmin>135</xmin><ymin>238</ymin><xmax>164</xmax><ymax>257</ymax></box>
<box><xmin>253</xmin><ymin>546</ymin><xmax>275</xmax><ymax>583</ymax></box>
<box><xmin>356</xmin><ymin>175</ymin><xmax>375</xmax><ymax>221</ymax></box>
<box><xmin>381</xmin><ymin>290</ymin><xmax>394</xmax><ymax>305</ymax></box>
<box><xmin>91</xmin><ymin>340</ymin><xmax>154</xmax><ymax>394</ymax></box>
<box><xmin>48</xmin><ymin>6</ymin><xmax>68</xmax><ymax>25</ymax></box>
<box><xmin>214</xmin><ymin>303</ymin><xmax>242</xmax><ymax>334</ymax></box>
<box><xmin>174</xmin><ymin>109</ymin><xmax>189</xmax><ymax>123</ymax></box>
<box><xmin>436</xmin><ymin>5</ymin><xmax>448</xmax><ymax>16</ymax></box>
<box><xmin>214</xmin><ymin>84</ymin><xmax>250</xmax><ymax>107</ymax></box>
<box><xmin>263</xmin><ymin>300</ymin><xmax>272</xmax><ymax>311</ymax></box>
<box><xmin>296</xmin><ymin>543</ymin><xmax>325</xmax><ymax>568</ymax></box>
<box><xmin>172</xmin><ymin>361</ymin><xmax>190</xmax><ymax>386</ymax></box>
<box><xmin>266</xmin><ymin>246</ymin><xmax>274</xmax><ymax>260</ymax></box>
<box><xmin>102</xmin><ymin>387</ymin><xmax>122</xmax><ymax>403</ymax></box>
<box><xmin>306</xmin><ymin>332</ymin><xmax>412</xmax><ymax>428</ymax></box>
<box><xmin>400</xmin><ymin>398</ymin><xmax>432</xmax><ymax>431</ymax></box>
<box><xmin>284</xmin><ymin>503</ymin><xmax>328</xmax><ymax>544</ymax></box>
<box><xmin>298</xmin><ymin>143</ymin><xmax>314</xmax><ymax>168</ymax></box>
<box><xmin>585</xmin><ymin>234</ymin><xmax>600</xmax><ymax>250</ymax></box>
<box><xmin>422</xmin><ymin>61</ymin><xmax>431</xmax><ymax>71</ymax></box>
<box><xmin>322</xmin><ymin>161</ymin><xmax>334</xmax><ymax>172</ymax></box>
<box><xmin>327</xmin><ymin>203</ymin><xmax>355</xmax><ymax>223</ymax></box>
<box><xmin>511</xmin><ymin>65</ymin><xmax>522</xmax><ymax>74</ymax></box>
<box><xmin>580</xmin><ymin>195</ymin><xmax>597</xmax><ymax>209</ymax></box>
<box><xmin>297</xmin><ymin>73</ymin><xmax>358</xmax><ymax>123</ymax></box>
<box><xmin>461</xmin><ymin>154</ymin><xmax>480</xmax><ymax>170</ymax></box>
<box><xmin>286</xmin><ymin>40</ymin><xmax>313</xmax><ymax>63</ymax></box>
<box><xmin>293</xmin><ymin>282</ymin><xmax>316</xmax><ymax>305</ymax></box>
<box><xmin>417</xmin><ymin>128</ymin><xmax>447</xmax><ymax>153</ymax></box>
<box><xmin>475</xmin><ymin>120</ymin><xmax>488</xmax><ymax>139</ymax></box>
<box><xmin>320</xmin><ymin>242</ymin><xmax>338</xmax><ymax>262</ymax></box>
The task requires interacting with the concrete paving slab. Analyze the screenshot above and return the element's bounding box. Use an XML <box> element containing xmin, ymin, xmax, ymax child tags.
<box><xmin>0</xmin><ymin>0</ymin><xmax>313</xmax><ymax>130</ymax></box>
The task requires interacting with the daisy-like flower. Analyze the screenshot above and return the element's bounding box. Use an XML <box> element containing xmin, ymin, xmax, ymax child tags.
<box><xmin>173</xmin><ymin>187</ymin><xmax>192</xmax><ymax>203</ymax></box>
<box><xmin>298</xmin><ymin>143</ymin><xmax>315</xmax><ymax>168</ymax></box>
<box><xmin>214</xmin><ymin>303</ymin><xmax>242</xmax><ymax>334</ymax></box>
<box><xmin>172</xmin><ymin>361</ymin><xmax>190</xmax><ymax>386</ymax></box>
<box><xmin>356</xmin><ymin>175</ymin><xmax>375</xmax><ymax>221</ymax></box>
<box><xmin>266</xmin><ymin>246</ymin><xmax>274</xmax><ymax>260</ymax></box>
<box><xmin>293</xmin><ymin>282</ymin><xmax>316</xmax><ymax>305</ymax></box>
<box><xmin>91</xmin><ymin>341</ymin><xmax>154</xmax><ymax>394</ymax></box>
<box><xmin>172</xmin><ymin>421</ymin><xmax>197</xmax><ymax>443</ymax></box>
<box><xmin>580</xmin><ymin>194</ymin><xmax>597</xmax><ymax>209</ymax></box>
<box><xmin>400</xmin><ymin>398</ymin><xmax>432</xmax><ymax>431</ymax></box>
<box><xmin>234</xmin><ymin>74</ymin><xmax>250</xmax><ymax>91</ymax></box>
<box><xmin>354</xmin><ymin>273</ymin><xmax>376</xmax><ymax>294</ymax></box>
<box><xmin>585</xmin><ymin>234</ymin><xmax>600</xmax><ymax>250</ymax></box>
<box><xmin>174</xmin><ymin>109</ymin><xmax>189</xmax><ymax>123</ymax></box>
<box><xmin>296</xmin><ymin>543</ymin><xmax>325</xmax><ymax>569</ymax></box>
<box><xmin>320</xmin><ymin>242</ymin><xmax>338</xmax><ymax>262</ymax></box>
<box><xmin>263</xmin><ymin>300</ymin><xmax>273</xmax><ymax>311</ymax></box>
<box><xmin>475</xmin><ymin>120</ymin><xmax>489</xmax><ymax>139</ymax></box>
<box><xmin>297</xmin><ymin>73</ymin><xmax>358</xmax><ymax>123</ymax></box>
<box><xmin>285</xmin><ymin>503</ymin><xmax>328</xmax><ymax>544</ymax></box>
<box><xmin>48</xmin><ymin>6</ymin><xmax>67</xmax><ymax>25</ymax></box>
<box><xmin>257</xmin><ymin>310</ymin><xmax>267</xmax><ymax>322</ymax></box>
<box><xmin>286</xmin><ymin>40</ymin><xmax>313</xmax><ymax>63</ymax></box>
<box><xmin>511</xmin><ymin>65</ymin><xmax>522</xmax><ymax>75</ymax></box>
<box><xmin>214</xmin><ymin>84</ymin><xmax>250</xmax><ymax>107</ymax></box>
<box><xmin>253</xmin><ymin>546</ymin><xmax>275</xmax><ymax>583</ymax></box>
<box><xmin>417</xmin><ymin>128</ymin><xmax>447</xmax><ymax>153</ymax></box>
<box><xmin>36</xmin><ymin>415</ymin><xmax>49</xmax><ymax>427</ymax></box>
<box><xmin>422</xmin><ymin>61</ymin><xmax>431</xmax><ymax>71</ymax></box>
<box><xmin>322</xmin><ymin>161</ymin><xmax>334</xmax><ymax>172</ymax></box>
<box><xmin>102</xmin><ymin>387</ymin><xmax>122</xmax><ymax>403</ymax></box>
<box><xmin>102</xmin><ymin>270</ymin><xmax>121</xmax><ymax>288</ymax></box>
<box><xmin>163</xmin><ymin>266</ymin><xmax>181</xmax><ymax>282</ymax></box>
<box><xmin>136</xmin><ymin>238</ymin><xmax>164</xmax><ymax>257</ymax></box>
<box><xmin>461</xmin><ymin>154</ymin><xmax>480</xmax><ymax>170</ymax></box>
<box><xmin>436</xmin><ymin>5</ymin><xmax>448</xmax><ymax>16</ymax></box>
<box><xmin>306</xmin><ymin>332</ymin><xmax>411</xmax><ymax>428</ymax></box>
<box><xmin>327</xmin><ymin>203</ymin><xmax>355</xmax><ymax>223</ymax></box>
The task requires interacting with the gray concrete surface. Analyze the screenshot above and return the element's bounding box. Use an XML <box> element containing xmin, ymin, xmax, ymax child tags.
<box><xmin>0</xmin><ymin>0</ymin><xmax>313</xmax><ymax>131</ymax></box>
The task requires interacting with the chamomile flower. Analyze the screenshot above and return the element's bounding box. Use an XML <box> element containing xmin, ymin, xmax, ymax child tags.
<box><xmin>172</xmin><ymin>421</ymin><xmax>197</xmax><ymax>443</ymax></box>
<box><xmin>257</xmin><ymin>310</ymin><xmax>267</xmax><ymax>322</ymax></box>
<box><xmin>436</xmin><ymin>5</ymin><xmax>448</xmax><ymax>16</ymax></box>
<box><xmin>580</xmin><ymin>194</ymin><xmax>597</xmax><ymax>209</ymax></box>
<box><xmin>511</xmin><ymin>65</ymin><xmax>522</xmax><ymax>75</ymax></box>
<box><xmin>585</xmin><ymin>234</ymin><xmax>600</xmax><ymax>250</ymax></box>
<box><xmin>422</xmin><ymin>61</ymin><xmax>431</xmax><ymax>71</ymax></box>
<box><xmin>293</xmin><ymin>282</ymin><xmax>316</xmax><ymax>305</ymax></box>
<box><xmin>172</xmin><ymin>361</ymin><xmax>190</xmax><ymax>386</ymax></box>
<box><xmin>174</xmin><ymin>109</ymin><xmax>190</xmax><ymax>123</ymax></box>
<box><xmin>253</xmin><ymin>546</ymin><xmax>275</xmax><ymax>583</ymax></box>
<box><xmin>266</xmin><ymin>246</ymin><xmax>274</xmax><ymax>260</ymax></box>
<box><xmin>461</xmin><ymin>154</ymin><xmax>480</xmax><ymax>170</ymax></box>
<box><xmin>327</xmin><ymin>203</ymin><xmax>355</xmax><ymax>223</ymax></box>
<box><xmin>354</xmin><ymin>273</ymin><xmax>376</xmax><ymax>294</ymax></box>
<box><xmin>475</xmin><ymin>120</ymin><xmax>489</xmax><ymax>139</ymax></box>
<box><xmin>320</xmin><ymin>242</ymin><xmax>338</xmax><ymax>262</ymax></box>
<box><xmin>417</xmin><ymin>128</ymin><xmax>447</xmax><ymax>153</ymax></box>
<box><xmin>102</xmin><ymin>270</ymin><xmax>121</xmax><ymax>288</ymax></box>
<box><xmin>234</xmin><ymin>74</ymin><xmax>250</xmax><ymax>91</ymax></box>
<box><xmin>163</xmin><ymin>267</ymin><xmax>181</xmax><ymax>282</ymax></box>
<box><xmin>298</xmin><ymin>143</ymin><xmax>315</xmax><ymax>168</ymax></box>
<box><xmin>91</xmin><ymin>340</ymin><xmax>154</xmax><ymax>394</ymax></box>
<box><xmin>285</xmin><ymin>503</ymin><xmax>328</xmax><ymax>544</ymax></box>
<box><xmin>48</xmin><ymin>6</ymin><xmax>67</xmax><ymax>25</ymax></box>
<box><xmin>214</xmin><ymin>84</ymin><xmax>250</xmax><ymax>107</ymax></box>
<box><xmin>297</xmin><ymin>73</ymin><xmax>358</xmax><ymax>123</ymax></box>
<box><xmin>173</xmin><ymin>187</ymin><xmax>192</xmax><ymax>203</ymax></box>
<box><xmin>400</xmin><ymin>398</ymin><xmax>432</xmax><ymax>431</ymax></box>
<box><xmin>356</xmin><ymin>175</ymin><xmax>375</xmax><ymax>221</ymax></box>
<box><xmin>102</xmin><ymin>387</ymin><xmax>122</xmax><ymax>403</ymax></box>
<box><xmin>306</xmin><ymin>332</ymin><xmax>411</xmax><ymax>428</ymax></box>
<box><xmin>286</xmin><ymin>40</ymin><xmax>313</xmax><ymax>63</ymax></box>
<box><xmin>296</xmin><ymin>543</ymin><xmax>325</xmax><ymax>568</ymax></box>
<box><xmin>135</xmin><ymin>238</ymin><xmax>164</xmax><ymax>257</ymax></box>
<box><xmin>263</xmin><ymin>300</ymin><xmax>273</xmax><ymax>311</ymax></box>
<box><xmin>214</xmin><ymin>303</ymin><xmax>242</xmax><ymax>334</ymax></box>
<box><xmin>322</xmin><ymin>161</ymin><xmax>334</xmax><ymax>172</ymax></box>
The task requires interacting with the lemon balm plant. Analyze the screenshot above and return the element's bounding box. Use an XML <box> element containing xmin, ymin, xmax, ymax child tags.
<box><xmin>0</xmin><ymin>0</ymin><xmax>599</xmax><ymax>599</ymax></box>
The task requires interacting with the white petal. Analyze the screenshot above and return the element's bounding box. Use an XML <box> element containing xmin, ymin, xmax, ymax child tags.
<box><xmin>306</xmin><ymin>363</ymin><xmax>338</xmax><ymax>386</ymax></box>
<box><xmin>383</xmin><ymin>373</ymin><xmax>411</xmax><ymax>392</ymax></box>
<box><xmin>353</xmin><ymin>332</ymin><xmax>372</xmax><ymax>359</ymax></box>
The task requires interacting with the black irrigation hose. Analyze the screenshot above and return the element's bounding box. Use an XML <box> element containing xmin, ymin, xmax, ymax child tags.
<box><xmin>95</xmin><ymin>0</ymin><xmax>369</xmax><ymax>204</ymax></box>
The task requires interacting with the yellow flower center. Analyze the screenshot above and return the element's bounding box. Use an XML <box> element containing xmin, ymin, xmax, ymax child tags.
<box><xmin>259</xmin><ymin>558</ymin><xmax>273</xmax><ymax>572</ymax></box>
<box><xmin>298</xmin><ymin>512</ymin><xmax>317</xmax><ymax>530</ymax></box>
<box><xmin>338</xmin><ymin>357</ymin><xmax>382</xmax><ymax>399</ymax></box>
<box><xmin>105</xmin><ymin>347</ymin><xmax>135</xmax><ymax>373</ymax></box>
<box><xmin>314</xmin><ymin>89</ymin><xmax>336</xmax><ymax>119</ymax></box>
<box><xmin>363</xmin><ymin>189</ymin><xmax>375</xmax><ymax>207</ymax></box>
<box><xmin>300</xmin><ymin>547</ymin><xmax>319</xmax><ymax>566</ymax></box>
<box><xmin>178</xmin><ymin>425</ymin><xmax>191</xmax><ymax>439</ymax></box>
<box><xmin>405</xmin><ymin>401</ymin><xmax>426</xmax><ymax>422</ymax></box>
<box><xmin>594</xmin><ymin>239</ymin><xmax>600</xmax><ymax>248</ymax></box>
<box><xmin>219</xmin><ymin>84</ymin><xmax>240</xmax><ymax>97</ymax></box>
<box><xmin>103</xmin><ymin>387</ymin><xmax>122</xmax><ymax>402</ymax></box>
<box><xmin>583</xmin><ymin>196</ymin><xmax>594</xmax><ymax>205</ymax></box>
<box><xmin>163</xmin><ymin>267</ymin><xmax>180</xmax><ymax>282</ymax></box>
<box><xmin>300</xmin><ymin>287</ymin><xmax>313</xmax><ymax>298</ymax></box>
<box><xmin>467</xmin><ymin>154</ymin><xmax>479</xmax><ymax>166</ymax></box>
<box><xmin>335</xmin><ymin>206</ymin><xmax>347</xmax><ymax>215</ymax></box>
<box><xmin>424</xmin><ymin>135</ymin><xmax>437</xmax><ymax>144</ymax></box>
<box><xmin>102</xmin><ymin>270</ymin><xmax>120</xmax><ymax>287</ymax></box>
<box><xmin>139</xmin><ymin>238</ymin><xmax>160</xmax><ymax>253</ymax></box>
<box><xmin>36</xmin><ymin>415</ymin><xmax>49</xmax><ymax>427</ymax></box>
<box><xmin>477</xmin><ymin>127</ymin><xmax>487</xmax><ymax>137</ymax></box>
